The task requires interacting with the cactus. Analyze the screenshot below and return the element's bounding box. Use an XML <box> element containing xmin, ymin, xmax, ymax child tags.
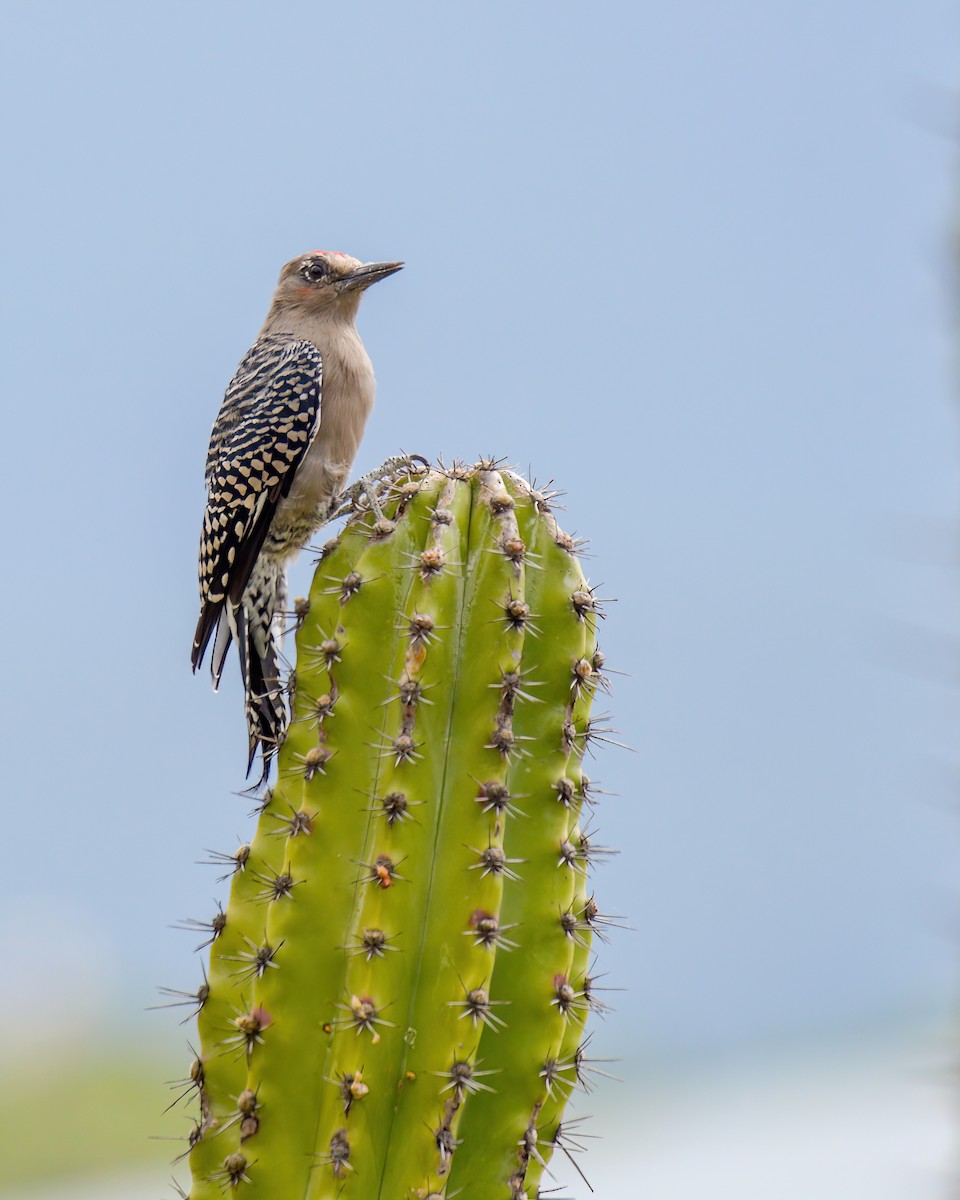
<box><xmin>177</xmin><ymin>461</ymin><xmax>612</xmax><ymax>1199</ymax></box>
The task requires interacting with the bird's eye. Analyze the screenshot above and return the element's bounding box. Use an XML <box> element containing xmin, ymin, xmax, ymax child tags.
<box><xmin>302</xmin><ymin>261</ymin><xmax>327</xmax><ymax>282</ymax></box>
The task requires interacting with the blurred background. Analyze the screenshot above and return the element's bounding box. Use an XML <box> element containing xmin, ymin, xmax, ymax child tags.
<box><xmin>1</xmin><ymin>2</ymin><xmax>958</xmax><ymax>1196</ymax></box>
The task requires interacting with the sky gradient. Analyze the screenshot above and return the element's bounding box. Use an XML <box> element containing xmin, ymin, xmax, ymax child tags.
<box><xmin>1</xmin><ymin>0</ymin><xmax>958</xmax><ymax>1153</ymax></box>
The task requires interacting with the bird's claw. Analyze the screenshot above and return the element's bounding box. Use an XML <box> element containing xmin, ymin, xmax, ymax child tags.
<box><xmin>330</xmin><ymin>454</ymin><xmax>430</xmax><ymax>523</ymax></box>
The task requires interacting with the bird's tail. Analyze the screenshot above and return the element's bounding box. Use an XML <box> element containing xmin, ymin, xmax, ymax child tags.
<box><xmin>232</xmin><ymin>556</ymin><xmax>288</xmax><ymax>781</ymax></box>
<box><xmin>192</xmin><ymin>557</ymin><xmax>288</xmax><ymax>782</ymax></box>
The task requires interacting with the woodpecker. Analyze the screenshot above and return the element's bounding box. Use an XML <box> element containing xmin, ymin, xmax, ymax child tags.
<box><xmin>192</xmin><ymin>250</ymin><xmax>403</xmax><ymax>777</ymax></box>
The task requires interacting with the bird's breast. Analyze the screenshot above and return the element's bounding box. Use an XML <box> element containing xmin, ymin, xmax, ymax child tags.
<box><xmin>281</xmin><ymin>336</ymin><xmax>375</xmax><ymax>516</ymax></box>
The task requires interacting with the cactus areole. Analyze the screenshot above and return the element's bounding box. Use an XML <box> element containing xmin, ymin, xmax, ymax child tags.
<box><xmin>181</xmin><ymin>462</ymin><xmax>612</xmax><ymax>1199</ymax></box>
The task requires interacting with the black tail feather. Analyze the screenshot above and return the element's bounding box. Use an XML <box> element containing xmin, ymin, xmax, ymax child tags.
<box><xmin>191</xmin><ymin>600</ymin><xmax>224</xmax><ymax>673</ymax></box>
<box><xmin>235</xmin><ymin>605</ymin><xmax>287</xmax><ymax>781</ymax></box>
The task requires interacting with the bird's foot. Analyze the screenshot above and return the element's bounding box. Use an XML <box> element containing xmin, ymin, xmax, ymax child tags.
<box><xmin>330</xmin><ymin>454</ymin><xmax>430</xmax><ymax>522</ymax></box>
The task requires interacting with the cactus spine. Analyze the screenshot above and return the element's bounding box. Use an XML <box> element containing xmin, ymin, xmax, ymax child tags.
<box><xmin>181</xmin><ymin>463</ymin><xmax>610</xmax><ymax>1199</ymax></box>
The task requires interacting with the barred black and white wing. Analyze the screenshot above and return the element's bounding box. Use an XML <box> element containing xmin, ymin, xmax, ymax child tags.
<box><xmin>192</xmin><ymin>334</ymin><xmax>322</xmax><ymax>771</ymax></box>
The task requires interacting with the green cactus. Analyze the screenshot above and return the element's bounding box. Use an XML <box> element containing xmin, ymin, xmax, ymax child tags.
<box><xmin>178</xmin><ymin>462</ymin><xmax>611</xmax><ymax>1199</ymax></box>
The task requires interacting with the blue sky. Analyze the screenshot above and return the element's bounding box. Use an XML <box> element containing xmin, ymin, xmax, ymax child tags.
<box><xmin>1</xmin><ymin>0</ymin><xmax>958</xmax><ymax>1076</ymax></box>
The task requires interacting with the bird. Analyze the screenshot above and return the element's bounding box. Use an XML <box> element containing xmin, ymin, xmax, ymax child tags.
<box><xmin>192</xmin><ymin>249</ymin><xmax>403</xmax><ymax>778</ymax></box>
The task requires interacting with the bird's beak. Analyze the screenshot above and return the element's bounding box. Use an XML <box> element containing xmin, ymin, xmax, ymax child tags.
<box><xmin>337</xmin><ymin>260</ymin><xmax>404</xmax><ymax>293</ymax></box>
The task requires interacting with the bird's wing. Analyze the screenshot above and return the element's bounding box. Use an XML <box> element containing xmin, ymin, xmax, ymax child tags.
<box><xmin>192</xmin><ymin>334</ymin><xmax>322</xmax><ymax>673</ymax></box>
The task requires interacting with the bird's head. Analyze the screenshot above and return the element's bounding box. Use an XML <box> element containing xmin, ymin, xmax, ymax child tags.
<box><xmin>271</xmin><ymin>250</ymin><xmax>404</xmax><ymax>316</ymax></box>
